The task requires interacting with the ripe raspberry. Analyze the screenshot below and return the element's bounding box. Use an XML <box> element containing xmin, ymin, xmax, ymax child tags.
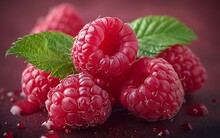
<box><xmin>44</xmin><ymin>73</ymin><xmax>111</xmax><ymax>130</ymax></box>
<box><xmin>120</xmin><ymin>57</ymin><xmax>184</xmax><ymax>121</ymax></box>
<box><xmin>21</xmin><ymin>64</ymin><xmax>60</xmax><ymax>106</ymax></box>
<box><xmin>72</xmin><ymin>17</ymin><xmax>138</xmax><ymax>78</ymax></box>
<box><xmin>31</xmin><ymin>3</ymin><xmax>84</xmax><ymax>36</ymax></box>
<box><xmin>157</xmin><ymin>45</ymin><xmax>207</xmax><ymax>93</ymax></box>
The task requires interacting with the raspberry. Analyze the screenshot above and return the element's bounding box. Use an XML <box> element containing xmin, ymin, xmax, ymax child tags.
<box><xmin>21</xmin><ymin>64</ymin><xmax>60</xmax><ymax>106</ymax></box>
<box><xmin>157</xmin><ymin>45</ymin><xmax>207</xmax><ymax>93</ymax></box>
<box><xmin>44</xmin><ymin>73</ymin><xmax>111</xmax><ymax>130</ymax></box>
<box><xmin>31</xmin><ymin>3</ymin><xmax>84</xmax><ymax>36</ymax></box>
<box><xmin>72</xmin><ymin>17</ymin><xmax>138</xmax><ymax>78</ymax></box>
<box><xmin>120</xmin><ymin>57</ymin><xmax>184</xmax><ymax>121</ymax></box>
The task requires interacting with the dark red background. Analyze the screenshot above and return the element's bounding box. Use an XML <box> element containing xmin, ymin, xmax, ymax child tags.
<box><xmin>1</xmin><ymin>0</ymin><xmax>220</xmax><ymax>137</ymax></box>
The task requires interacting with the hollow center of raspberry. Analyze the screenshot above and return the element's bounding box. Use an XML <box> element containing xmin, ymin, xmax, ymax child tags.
<box><xmin>128</xmin><ymin>71</ymin><xmax>149</xmax><ymax>88</ymax></box>
<box><xmin>98</xmin><ymin>33</ymin><xmax>120</xmax><ymax>56</ymax></box>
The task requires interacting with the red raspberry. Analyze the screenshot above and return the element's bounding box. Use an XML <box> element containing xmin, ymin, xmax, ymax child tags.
<box><xmin>157</xmin><ymin>45</ymin><xmax>207</xmax><ymax>93</ymax></box>
<box><xmin>120</xmin><ymin>57</ymin><xmax>184</xmax><ymax>121</ymax></box>
<box><xmin>21</xmin><ymin>64</ymin><xmax>60</xmax><ymax>106</ymax></box>
<box><xmin>44</xmin><ymin>73</ymin><xmax>111</xmax><ymax>130</ymax></box>
<box><xmin>72</xmin><ymin>17</ymin><xmax>138</xmax><ymax>78</ymax></box>
<box><xmin>31</xmin><ymin>3</ymin><xmax>84</xmax><ymax>36</ymax></box>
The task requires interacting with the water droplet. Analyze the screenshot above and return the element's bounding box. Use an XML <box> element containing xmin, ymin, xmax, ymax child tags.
<box><xmin>181</xmin><ymin>122</ymin><xmax>192</xmax><ymax>131</ymax></box>
<box><xmin>41</xmin><ymin>119</ymin><xmax>54</xmax><ymax>130</ymax></box>
<box><xmin>17</xmin><ymin>122</ymin><xmax>25</xmax><ymax>129</ymax></box>
<box><xmin>20</xmin><ymin>92</ymin><xmax>26</xmax><ymax>97</ymax></box>
<box><xmin>3</xmin><ymin>131</ymin><xmax>14</xmax><ymax>138</ymax></box>
<box><xmin>187</xmin><ymin>104</ymin><xmax>208</xmax><ymax>116</ymax></box>
<box><xmin>64</xmin><ymin>128</ymin><xmax>72</xmax><ymax>134</ymax></box>
<box><xmin>10</xmin><ymin>99</ymin><xmax>40</xmax><ymax>115</ymax></box>
<box><xmin>153</xmin><ymin>126</ymin><xmax>169</xmax><ymax>136</ymax></box>
<box><xmin>10</xmin><ymin>105</ymin><xmax>22</xmax><ymax>115</ymax></box>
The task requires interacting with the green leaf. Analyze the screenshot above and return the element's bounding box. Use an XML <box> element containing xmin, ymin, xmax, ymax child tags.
<box><xmin>6</xmin><ymin>31</ymin><xmax>76</xmax><ymax>79</ymax></box>
<box><xmin>129</xmin><ymin>16</ymin><xmax>197</xmax><ymax>56</ymax></box>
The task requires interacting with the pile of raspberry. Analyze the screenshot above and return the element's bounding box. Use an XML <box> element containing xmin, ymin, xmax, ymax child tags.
<box><xmin>20</xmin><ymin>3</ymin><xmax>207</xmax><ymax>130</ymax></box>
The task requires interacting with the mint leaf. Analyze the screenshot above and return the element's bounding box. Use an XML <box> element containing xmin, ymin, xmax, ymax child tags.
<box><xmin>129</xmin><ymin>16</ymin><xmax>197</xmax><ymax>56</ymax></box>
<box><xmin>6</xmin><ymin>32</ymin><xmax>76</xmax><ymax>78</ymax></box>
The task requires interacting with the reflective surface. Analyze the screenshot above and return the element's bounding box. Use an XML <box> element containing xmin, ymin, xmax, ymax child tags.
<box><xmin>0</xmin><ymin>0</ymin><xmax>220</xmax><ymax>137</ymax></box>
